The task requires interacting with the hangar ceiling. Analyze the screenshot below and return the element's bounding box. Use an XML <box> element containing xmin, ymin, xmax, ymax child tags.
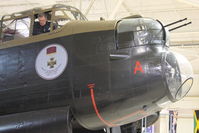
<box><xmin>1</xmin><ymin>0</ymin><xmax>199</xmax><ymax>44</ymax></box>
<box><xmin>0</xmin><ymin>0</ymin><xmax>198</xmax><ymax>111</ymax></box>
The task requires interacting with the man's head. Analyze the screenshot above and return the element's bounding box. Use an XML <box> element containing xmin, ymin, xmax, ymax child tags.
<box><xmin>38</xmin><ymin>13</ymin><xmax>47</xmax><ymax>26</ymax></box>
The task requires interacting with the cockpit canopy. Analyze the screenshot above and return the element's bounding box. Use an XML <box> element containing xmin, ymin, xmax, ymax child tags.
<box><xmin>116</xmin><ymin>18</ymin><xmax>169</xmax><ymax>48</ymax></box>
<box><xmin>0</xmin><ymin>4</ymin><xmax>87</xmax><ymax>42</ymax></box>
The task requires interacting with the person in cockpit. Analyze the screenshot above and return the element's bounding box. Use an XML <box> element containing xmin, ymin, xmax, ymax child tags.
<box><xmin>33</xmin><ymin>13</ymin><xmax>51</xmax><ymax>35</ymax></box>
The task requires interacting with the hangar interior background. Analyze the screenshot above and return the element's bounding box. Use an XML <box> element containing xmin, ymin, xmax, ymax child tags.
<box><xmin>0</xmin><ymin>0</ymin><xmax>198</xmax><ymax>133</ymax></box>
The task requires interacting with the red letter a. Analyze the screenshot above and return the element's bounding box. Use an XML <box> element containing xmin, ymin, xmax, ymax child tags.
<box><xmin>134</xmin><ymin>61</ymin><xmax>144</xmax><ymax>74</ymax></box>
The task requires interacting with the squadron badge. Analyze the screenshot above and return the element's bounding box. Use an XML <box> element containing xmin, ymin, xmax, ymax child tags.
<box><xmin>35</xmin><ymin>44</ymin><xmax>68</xmax><ymax>80</ymax></box>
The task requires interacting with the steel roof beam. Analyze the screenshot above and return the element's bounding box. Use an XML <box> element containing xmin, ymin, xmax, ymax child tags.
<box><xmin>84</xmin><ymin>0</ymin><xmax>96</xmax><ymax>16</ymax></box>
<box><xmin>108</xmin><ymin>0</ymin><xmax>125</xmax><ymax>19</ymax></box>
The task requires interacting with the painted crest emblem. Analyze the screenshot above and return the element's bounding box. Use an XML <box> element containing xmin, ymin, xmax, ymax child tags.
<box><xmin>35</xmin><ymin>44</ymin><xmax>68</xmax><ymax>80</ymax></box>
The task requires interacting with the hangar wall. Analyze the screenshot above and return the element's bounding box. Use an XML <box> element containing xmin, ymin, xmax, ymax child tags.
<box><xmin>159</xmin><ymin>110</ymin><xmax>194</xmax><ymax>133</ymax></box>
<box><xmin>177</xmin><ymin>117</ymin><xmax>193</xmax><ymax>133</ymax></box>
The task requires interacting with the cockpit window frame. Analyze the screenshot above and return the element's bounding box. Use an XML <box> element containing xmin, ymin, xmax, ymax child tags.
<box><xmin>0</xmin><ymin>16</ymin><xmax>32</xmax><ymax>42</ymax></box>
<box><xmin>0</xmin><ymin>4</ymin><xmax>87</xmax><ymax>43</ymax></box>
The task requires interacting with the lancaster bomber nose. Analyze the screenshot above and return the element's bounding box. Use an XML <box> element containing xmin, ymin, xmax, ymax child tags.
<box><xmin>173</xmin><ymin>52</ymin><xmax>193</xmax><ymax>100</ymax></box>
<box><xmin>163</xmin><ymin>51</ymin><xmax>193</xmax><ymax>101</ymax></box>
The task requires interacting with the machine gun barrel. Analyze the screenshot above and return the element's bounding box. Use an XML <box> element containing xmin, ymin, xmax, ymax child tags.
<box><xmin>164</xmin><ymin>18</ymin><xmax>187</xmax><ymax>27</ymax></box>
<box><xmin>169</xmin><ymin>21</ymin><xmax>192</xmax><ymax>32</ymax></box>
